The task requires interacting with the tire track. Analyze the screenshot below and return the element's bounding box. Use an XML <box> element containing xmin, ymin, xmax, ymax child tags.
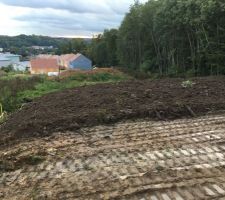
<box><xmin>1</xmin><ymin>114</ymin><xmax>225</xmax><ymax>199</ymax></box>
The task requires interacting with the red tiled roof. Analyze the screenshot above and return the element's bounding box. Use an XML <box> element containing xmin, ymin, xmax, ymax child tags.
<box><xmin>30</xmin><ymin>58</ymin><xmax>59</xmax><ymax>72</ymax></box>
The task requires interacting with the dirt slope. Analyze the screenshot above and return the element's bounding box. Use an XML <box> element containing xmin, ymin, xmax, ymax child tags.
<box><xmin>1</xmin><ymin>114</ymin><xmax>225</xmax><ymax>199</ymax></box>
<box><xmin>1</xmin><ymin>77</ymin><xmax>225</xmax><ymax>144</ymax></box>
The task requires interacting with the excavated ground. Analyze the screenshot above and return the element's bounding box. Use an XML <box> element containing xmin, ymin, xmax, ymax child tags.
<box><xmin>1</xmin><ymin>114</ymin><xmax>225</xmax><ymax>199</ymax></box>
<box><xmin>1</xmin><ymin>76</ymin><xmax>225</xmax><ymax>199</ymax></box>
<box><xmin>1</xmin><ymin>76</ymin><xmax>225</xmax><ymax>145</ymax></box>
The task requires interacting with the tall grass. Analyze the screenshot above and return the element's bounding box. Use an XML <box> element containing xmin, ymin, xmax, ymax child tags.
<box><xmin>0</xmin><ymin>76</ymin><xmax>44</xmax><ymax>112</ymax></box>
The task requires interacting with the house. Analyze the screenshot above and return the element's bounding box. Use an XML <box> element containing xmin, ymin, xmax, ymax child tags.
<box><xmin>59</xmin><ymin>53</ymin><xmax>92</xmax><ymax>70</ymax></box>
<box><xmin>30</xmin><ymin>58</ymin><xmax>59</xmax><ymax>75</ymax></box>
<box><xmin>69</xmin><ymin>54</ymin><xmax>92</xmax><ymax>70</ymax></box>
<box><xmin>13</xmin><ymin>61</ymin><xmax>30</xmax><ymax>71</ymax></box>
<box><xmin>29</xmin><ymin>53</ymin><xmax>92</xmax><ymax>75</ymax></box>
<box><xmin>0</xmin><ymin>53</ymin><xmax>21</xmax><ymax>68</ymax></box>
<box><xmin>0</xmin><ymin>48</ymin><xmax>3</xmax><ymax>52</ymax></box>
<box><xmin>59</xmin><ymin>54</ymin><xmax>77</xmax><ymax>69</ymax></box>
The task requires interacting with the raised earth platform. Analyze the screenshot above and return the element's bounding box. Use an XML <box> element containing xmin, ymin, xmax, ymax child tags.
<box><xmin>1</xmin><ymin>113</ymin><xmax>225</xmax><ymax>199</ymax></box>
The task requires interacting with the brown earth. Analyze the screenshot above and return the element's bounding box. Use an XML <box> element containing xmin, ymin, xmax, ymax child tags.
<box><xmin>1</xmin><ymin>77</ymin><xmax>225</xmax><ymax>199</ymax></box>
<box><xmin>1</xmin><ymin>76</ymin><xmax>225</xmax><ymax>145</ymax></box>
<box><xmin>1</xmin><ymin>114</ymin><xmax>225</xmax><ymax>199</ymax></box>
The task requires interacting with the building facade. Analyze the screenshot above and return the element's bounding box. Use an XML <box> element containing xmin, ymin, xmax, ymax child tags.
<box><xmin>69</xmin><ymin>54</ymin><xmax>92</xmax><ymax>70</ymax></box>
<box><xmin>0</xmin><ymin>53</ymin><xmax>21</xmax><ymax>68</ymax></box>
<box><xmin>30</xmin><ymin>58</ymin><xmax>59</xmax><ymax>75</ymax></box>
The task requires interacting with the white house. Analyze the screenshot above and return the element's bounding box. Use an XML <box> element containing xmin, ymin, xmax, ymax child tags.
<box><xmin>0</xmin><ymin>53</ymin><xmax>21</xmax><ymax>68</ymax></box>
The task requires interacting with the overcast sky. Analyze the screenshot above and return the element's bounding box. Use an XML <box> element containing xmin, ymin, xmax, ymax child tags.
<box><xmin>0</xmin><ymin>0</ymin><xmax>147</xmax><ymax>37</ymax></box>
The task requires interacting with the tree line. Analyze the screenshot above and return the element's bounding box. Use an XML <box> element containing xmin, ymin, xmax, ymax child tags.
<box><xmin>86</xmin><ymin>0</ymin><xmax>225</xmax><ymax>76</ymax></box>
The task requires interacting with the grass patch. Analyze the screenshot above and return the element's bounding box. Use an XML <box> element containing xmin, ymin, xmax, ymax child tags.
<box><xmin>0</xmin><ymin>70</ymin><xmax>129</xmax><ymax>116</ymax></box>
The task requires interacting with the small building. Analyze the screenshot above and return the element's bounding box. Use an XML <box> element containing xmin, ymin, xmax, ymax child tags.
<box><xmin>0</xmin><ymin>53</ymin><xmax>21</xmax><ymax>68</ymax></box>
<box><xmin>13</xmin><ymin>61</ymin><xmax>30</xmax><ymax>71</ymax></box>
<box><xmin>5</xmin><ymin>53</ymin><xmax>20</xmax><ymax>63</ymax></box>
<box><xmin>30</xmin><ymin>58</ymin><xmax>59</xmax><ymax>75</ymax></box>
<box><xmin>0</xmin><ymin>48</ymin><xmax>3</xmax><ymax>52</ymax></box>
<box><xmin>59</xmin><ymin>53</ymin><xmax>92</xmax><ymax>70</ymax></box>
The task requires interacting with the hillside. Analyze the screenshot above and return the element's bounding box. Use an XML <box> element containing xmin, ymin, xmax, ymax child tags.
<box><xmin>0</xmin><ymin>35</ymin><xmax>71</xmax><ymax>48</ymax></box>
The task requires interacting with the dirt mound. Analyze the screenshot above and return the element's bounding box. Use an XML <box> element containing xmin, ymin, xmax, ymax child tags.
<box><xmin>1</xmin><ymin>76</ymin><xmax>225</xmax><ymax>143</ymax></box>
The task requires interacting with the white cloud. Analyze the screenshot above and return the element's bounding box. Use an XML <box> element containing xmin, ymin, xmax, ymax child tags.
<box><xmin>0</xmin><ymin>0</ymin><xmax>148</xmax><ymax>37</ymax></box>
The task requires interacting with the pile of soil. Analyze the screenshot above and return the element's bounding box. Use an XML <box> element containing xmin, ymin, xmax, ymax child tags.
<box><xmin>1</xmin><ymin>76</ymin><xmax>225</xmax><ymax>143</ymax></box>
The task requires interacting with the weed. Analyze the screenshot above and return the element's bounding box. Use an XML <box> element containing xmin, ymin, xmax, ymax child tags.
<box><xmin>181</xmin><ymin>80</ymin><xmax>195</xmax><ymax>88</ymax></box>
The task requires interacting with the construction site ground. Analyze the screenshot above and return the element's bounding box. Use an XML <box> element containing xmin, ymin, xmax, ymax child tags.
<box><xmin>1</xmin><ymin>77</ymin><xmax>225</xmax><ymax>199</ymax></box>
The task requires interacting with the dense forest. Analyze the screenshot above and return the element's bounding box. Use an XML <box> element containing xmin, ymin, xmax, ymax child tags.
<box><xmin>0</xmin><ymin>35</ymin><xmax>70</xmax><ymax>48</ymax></box>
<box><xmin>87</xmin><ymin>0</ymin><xmax>225</xmax><ymax>76</ymax></box>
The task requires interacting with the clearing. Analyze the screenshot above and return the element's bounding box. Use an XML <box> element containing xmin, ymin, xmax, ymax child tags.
<box><xmin>1</xmin><ymin>76</ymin><xmax>225</xmax><ymax>199</ymax></box>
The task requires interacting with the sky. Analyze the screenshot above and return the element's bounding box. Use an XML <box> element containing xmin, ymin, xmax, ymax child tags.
<box><xmin>0</xmin><ymin>0</ymin><xmax>147</xmax><ymax>37</ymax></box>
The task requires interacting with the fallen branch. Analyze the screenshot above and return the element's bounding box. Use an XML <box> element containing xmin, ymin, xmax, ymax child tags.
<box><xmin>185</xmin><ymin>105</ymin><xmax>196</xmax><ymax>117</ymax></box>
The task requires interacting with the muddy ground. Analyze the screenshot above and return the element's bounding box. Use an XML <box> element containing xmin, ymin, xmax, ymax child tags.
<box><xmin>1</xmin><ymin>114</ymin><xmax>225</xmax><ymax>199</ymax></box>
<box><xmin>1</xmin><ymin>76</ymin><xmax>225</xmax><ymax>144</ymax></box>
<box><xmin>1</xmin><ymin>76</ymin><xmax>225</xmax><ymax>199</ymax></box>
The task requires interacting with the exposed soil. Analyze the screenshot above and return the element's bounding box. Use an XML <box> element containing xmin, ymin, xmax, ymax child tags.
<box><xmin>1</xmin><ymin>76</ymin><xmax>225</xmax><ymax>199</ymax></box>
<box><xmin>1</xmin><ymin>76</ymin><xmax>225</xmax><ymax>144</ymax></box>
<box><xmin>1</xmin><ymin>114</ymin><xmax>225</xmax><ymax>199</ymax></box>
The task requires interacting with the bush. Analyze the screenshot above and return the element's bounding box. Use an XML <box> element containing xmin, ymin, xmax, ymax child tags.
<box><xmin>0</xmin><ymin>76</ymin><xmax>43</xmax><ymax>112</ymax></box>
<box><xmin>1</xmin><ymin>65</ymin><xmax>14</xmax><ymax>73</ymax></box>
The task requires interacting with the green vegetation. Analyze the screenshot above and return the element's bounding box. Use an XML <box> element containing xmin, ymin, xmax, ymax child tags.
<box><xmin>181</xmin><ymin>80</ymin><xmax>195</xmax><ymax>88</ymax></box>
<box><xmin>0</xmin><ymin>71</ymin><xmax>128</xmax><ymax>116</ymax></box>
<box><xmin>0</xmin><ymin>35</ymin><xmax>90</xmax><ymax>57</ymax></box>
<box><xmin>0</xmin><ymin>35</ymin><xmax>67</xmax><ymax>48</ymax></box>
<box><xmin>55</xmin><ymin>0</ymin><xmax>225</xmax><ymax>77</ymax></box>
<box><xmin>116</xmin><ymin>0</ymin><xmax>225</xmax><ymax>76</ymax></box>
<box><xmin>121</xmin><ymin>0</ymin><xmax>224</xmax><ymax>76</ymax></box>
<box><xmin>76</xmin><ymin>0</ymin><xmax>225</xmax><ymax>77</ymax></box>
<box><xmin>0</xmin><ymin>75</ymin><xmax>43</xmax><ymax>113</ymax></box>
<box><xmin>20</xmin><ymin>72</ymin><xmax>126</xmax><ymax>100</ymax></box>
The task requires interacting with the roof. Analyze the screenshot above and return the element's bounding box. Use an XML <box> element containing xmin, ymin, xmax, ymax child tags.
<box><xmin>59</xmin><ymin>54</ymin><xmax>81</xmax><ymax>64</ymax></box>
<box><xmin>37</xmin><ymin>54</ymin><xmax>59</xmax><ymax>59</ymax></box>
<box><xmin>0</xmin><ymin>53</ymin><xmax>20</xmax><ymax>57</ymax></box>
<box><xmin>0</xmin><ymin>58</ymin><xmax>10</xmax><ymax>61</ymax></box>
<box><xmin>59</xmin><ymin>53</ymin><xmax>90</xmax><ymax>63</ymax></box>
<box><xmin>0</xmin><ymin>53</ymin><xmax>20</xmax><ymax>61</ymax></box>
<box><xmin>30</xmin><ymin>58</ymin><xmax>59</xmax><ymax>71</ymax></box>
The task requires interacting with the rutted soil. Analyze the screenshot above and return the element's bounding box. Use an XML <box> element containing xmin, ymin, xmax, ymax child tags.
<box><xmin>1</xmin><ymin>76</ymin><xmax>225</xmax><ymax>144</ymax></box>
<box><xmin>1</xmin><ymin>114</ymin><xmax>225</xmax><ymax>199</ymax></box>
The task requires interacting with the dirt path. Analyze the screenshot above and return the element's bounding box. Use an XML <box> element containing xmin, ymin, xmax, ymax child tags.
<box><xmin>1</xmin><ymin>113</ymin><xmax>225</xmax><ymax>199</ymax></box>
